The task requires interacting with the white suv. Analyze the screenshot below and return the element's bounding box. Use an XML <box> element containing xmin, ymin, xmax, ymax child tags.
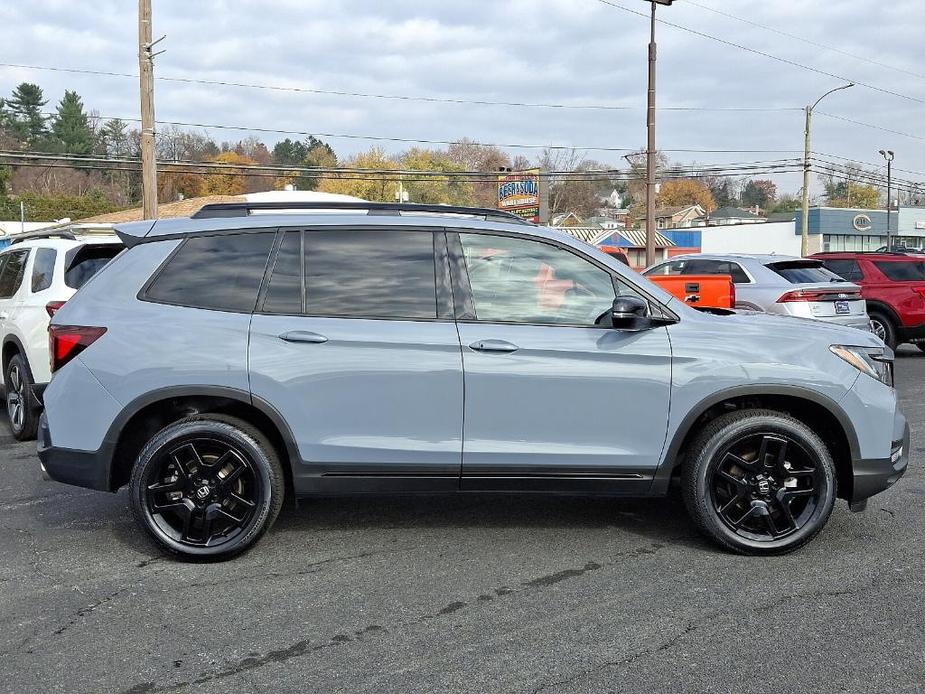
<box><xmin>1</xmin><ymin>228</ymin><xmax>123</xmax><ymax>440</ymax></box>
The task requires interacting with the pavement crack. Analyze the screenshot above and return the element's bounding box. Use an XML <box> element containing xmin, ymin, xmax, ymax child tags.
<box><xmin>52</xmin><ymin>586</ymin><xmax>131</xmax><ymax>637</ymax></box>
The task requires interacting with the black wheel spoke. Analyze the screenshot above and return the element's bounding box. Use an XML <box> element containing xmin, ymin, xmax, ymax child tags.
<box><xmin>757</xmin><ymin>435</ymin><xmax>787</xmax><ymax>472</ymax></box>
<box><xmin>144</xmin><ymin>436</ymin><xmax>262</xmax><ymax>549</ymax></box>
<box><xmin>717</xmin><ymin>469</ymin><xmax>747</xmax><ymax>489</ymax></box>
<box><xmin>774</xmin><ymin>490</ymin><xmax>798</xmax><ymax>533</ymax></box>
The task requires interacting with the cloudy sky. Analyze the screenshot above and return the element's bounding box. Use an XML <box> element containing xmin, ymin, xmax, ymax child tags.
<box><xmin>2</xmin><ymin>0</ymin><xmax>924</xmax><ymax>196</ymax></box>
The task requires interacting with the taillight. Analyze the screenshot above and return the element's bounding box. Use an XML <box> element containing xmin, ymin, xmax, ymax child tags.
<box><xmin>729</xmin><ymin>282</ymin><xmax>736</xmax><ymax>308</ymax></box>
<box><xmin>777</xmin><ymin>289</ymin><xmax>862</xmax><ymax>303</ymax></box>
<box><xmin>49</xmin><ymin>325</ymin><xmax>106</xmax><ymax>373</ymax></box>
<box><xmin>46</xmin><ymin>301</ymin><xmax>67</xmax><ymax>318</ymax></box>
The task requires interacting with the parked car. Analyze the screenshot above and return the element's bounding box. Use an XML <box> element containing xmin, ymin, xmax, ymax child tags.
<box><xmin>647</xmin><ymin>274</ymin><xmax>735</xmax><ymax>310</ymax></box>
<box><xmin>644</xmin><ymin>254</ymin><xmax>870</xmax><ymax>330</ymax></box>
<box><xmin>812</xmin><ymin>252</ymin><xmax>925</xmax><ymax>351</ymax></box>
<box><xmin>1</xmin><ymin>228</ymin><xmax>123</xmax><ymax>440</ymax></box>
<box><xmin>39</xmin><ymin>202</ymin><xmax>907</xmax><ymax>560</ymax></box>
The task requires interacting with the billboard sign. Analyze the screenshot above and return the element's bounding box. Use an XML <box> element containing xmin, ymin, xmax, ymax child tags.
<box><xmin>498</xmin><ymin>169</ymin><xmax>541</xmax><ymax>223</ymax></box>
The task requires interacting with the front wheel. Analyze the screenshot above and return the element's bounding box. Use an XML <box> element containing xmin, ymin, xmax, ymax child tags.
<box><xmin>129</xmin><ymin>415</ymin><xmax>285</xmax><ymax>561</ymax></box>
<box><xmin>682</xmin><ymin>410</ymin><xmax>836</xmax><ymax>555</ymax></box>
<box><xmin>5</xmin><ymin>354</ymin><xmax>39</xmax><ymax>441</ymax></box>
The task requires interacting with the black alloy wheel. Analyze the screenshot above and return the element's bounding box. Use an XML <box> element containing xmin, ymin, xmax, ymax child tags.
<box><xmin>682</xmin><ymin>410</ymin><xmax>836</xmax><ymax>555</ymax></box>
<box><xmin>130</xmin><ymin>415</ymin><xmax>284</xmax><ymax>560</ymax></box>
<box><xmin>709</xmin><ymin>433</ymin><xmax>823</xmax><ymax>542</ymax></box>
<box><xmin>5</xmin><ymin>354</ymin><xmax>38</xmax><ymax>441</ymax></box>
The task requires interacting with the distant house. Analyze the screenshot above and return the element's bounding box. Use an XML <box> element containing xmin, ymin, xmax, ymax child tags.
<box><xmin>651</xmin><ymin>205</ymin><xmax>705</xmax><ymax>230</ymax></box>
<box><xmin>554</xmin><ymin>225</ymin><xmax>676</xmax><ymax>270</ymax></box>
<box><xmin>694</xmin><ymin>206</ymin><xmax>766</xmax><ymax>226</ymax></box>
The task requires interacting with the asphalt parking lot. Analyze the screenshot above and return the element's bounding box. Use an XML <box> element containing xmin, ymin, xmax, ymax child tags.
<box><xmin>1</xmin><ymin>350</ymin><xmax>923</xmax><ymax>694</ymax></box>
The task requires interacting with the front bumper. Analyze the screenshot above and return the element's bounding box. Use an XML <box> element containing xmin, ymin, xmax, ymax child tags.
<box><xmin>850</xmin><ymin>408</ymin><xmax>910</xmax><ymax>504</ymax></box>
<box><xmin>37</xmin><ymin>412</ymin><xmax>111</xmax><ymax>491</ymax></box>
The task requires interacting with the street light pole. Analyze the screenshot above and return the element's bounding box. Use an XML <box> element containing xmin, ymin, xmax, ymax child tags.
<box><xmin>880</xmin><ymin>149</ymin><xmax>895</xmax><ymax>251</ymax></box>
<box><xmin>800</xmin><ymin>83</ymin><xmax>854</xmax><ymax>257</ymax></box>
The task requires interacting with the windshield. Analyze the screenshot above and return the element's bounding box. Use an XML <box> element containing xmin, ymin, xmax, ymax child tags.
<box><xmin>766</xmin><ymin>260</ymin><xmax>846</xmax><ymax>284</ymax></box>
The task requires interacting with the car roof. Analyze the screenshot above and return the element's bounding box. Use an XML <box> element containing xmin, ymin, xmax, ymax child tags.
<box><xmin>1</xmin><ymin>235</ymin><xmax>122</xmax><ymax>253</ymax></box>
<box><xmin>663</xmin><ymin>253</ymin><xmax>804</xmax><ymax>265</ymax></box>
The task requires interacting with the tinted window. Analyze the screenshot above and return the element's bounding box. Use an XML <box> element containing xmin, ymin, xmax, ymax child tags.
<box><xmin>263</xmin><ymin>231</ymin><xmax>302</xmax><ymax>314</ymax></box>
<box><xmin>648</xmin><ymin>258</ymin><xmax>750</xmax><ymax>284</ymax></box>
<box><xmin>767</xmin><ymin>261</ymin><xmax>846</xmax><ymax>284</ymax></box>
<box><xmin>874</xmin><ymin>260</ymin><xmax>925</xmax><ymax>281</ymax></box>
<box><xmin>460</xmin><ymin>233</ymin><xmax>621</xmax><ymax>325</ymax></box>
<box><xmin>645</xmin><ymin>261</ymin><xmax>684</xmax><ymax>276</ymax></box>
<box><xmin>31</xmin><ymin>248</ymin><xmax>57</xmax><ymax>293</ymax></box>
<box><xmin>821</xmin><ymin>259</ymin><xmax>864</xmax><ymax>282</ymax></box>
<box><xmin>0</xmin><ymin>250</ymin><xmax>29</xmax><ymax>299</ymax></box>
<box><xmin>305</xmin><ymin>230</ymin><xmax>436</xmax><ymax>319</ymax></box>
<box><xmin>65</xmin><ymin>245</ymin><xmax>123</xmax><ymax>289</ymax></box>
<box><xmin>146</xmin><ymin>232</ymin><xmax>275</xmax><ymax>312</ymax></box>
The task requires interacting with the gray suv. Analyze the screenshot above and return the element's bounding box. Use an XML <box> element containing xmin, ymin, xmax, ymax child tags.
<box><xmin>38</xmin><ymin>202</ymin><xmax>909</xmax><ymax>560</ymax></box>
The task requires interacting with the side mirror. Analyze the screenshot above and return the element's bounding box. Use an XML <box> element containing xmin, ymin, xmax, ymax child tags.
<box><xmin>610</xmin><ymin>296</ymin><xmax>649</xmax><ymax>330</ymax></box>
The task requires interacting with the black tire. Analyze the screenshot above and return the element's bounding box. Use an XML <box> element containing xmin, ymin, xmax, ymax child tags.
<box><xmin>868</xmin><ymin>311</ymin><xmax>898</xmax><ymax>350</ymax></box>
<box><xmin>5</xmin><ymin>353</ymin><xmax>39</xmax><ymax>441</ymax></box>
<box><xmin>130</xmin><ymin>414</ymin><xmax>285</xmax><ymax>561</ymax></box>
<box><xmin>681</xmin><ymin>409</ymin><xmax>836</xmax><ymax>556</ymax></box>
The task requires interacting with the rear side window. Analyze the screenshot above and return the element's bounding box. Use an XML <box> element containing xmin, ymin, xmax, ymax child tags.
<box><xmin>145</xmin><ymin>232</ymin><xmax>275</xmax><ymax>312</ymax></box>
<box><xmin>0</xmin><ymin>250</ymin><xmax>29</xmax><ymax>299</ymax></box>
<box><xmin>304</xmin><ymin>230</ymin><xmax>436</xmax><ymax>319</ymax></box>
<box><xmin>31</xmin><ymin>248</ymin><xmax>57</xmax><ymax>292</ymax></box>
<box><xmin>64</xmin><ymin>244</ymin><xmax>123</xmax><ymax>289</ymax></box>
<box><xmin>820</xmin><ymin>259</ymin><xmax>864</xmax><ymax>282</ymax></box>
<box><xmin>767</xmin><ymin>261</ymin><xmax>844</xmax><ymax>284</ymax></box>
<box><xmin>263</xmin><ymin>231</ymin><xmax>302</xmax><ymax>314</ymax></box>
<box><xmin>874</xmin><ymin>261</ymin><xmax>925</xmax><ymax>281</ymax></box>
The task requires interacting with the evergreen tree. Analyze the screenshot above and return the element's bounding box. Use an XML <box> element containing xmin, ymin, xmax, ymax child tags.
<box><xmin>100</xmin><ymin>118</ymin><xmax>131</xmax><ymax>157</ymax></box>
<box><xmin>51</xmin><ymin>90</ymin><xmax>95</xmax><ymax>155</ymax></box>
<box><xmin>7</xmin><ymin>82</ymin><xmax>48</xmax><ymax>144</ymax></box>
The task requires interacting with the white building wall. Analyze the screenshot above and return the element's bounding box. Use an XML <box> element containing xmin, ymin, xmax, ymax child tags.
<box><xmin>700</xmin><ymin>221</ymin><xmax>802</xmax><ymax>256</ymax></box>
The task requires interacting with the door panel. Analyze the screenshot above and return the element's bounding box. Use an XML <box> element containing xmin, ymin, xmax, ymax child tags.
<box><xmin>249</xmin><ymin>316</ymin><xmax>464</xmax><ymax>485</ymax></box>
<box><xmin>457</xmin><ymin>322</ymin><xmax>671</xmax><ymax>485</ymax></box>
<box><xmin>451</xmin><ymin>231</ymin><xmax>672</xmax><ymax>490</ymax></box>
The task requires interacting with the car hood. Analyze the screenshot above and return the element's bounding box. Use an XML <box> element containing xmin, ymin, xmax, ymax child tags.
<box><xmin>689</xmin><ymin>304</ymin><xmax>882</xmax><ymax>348</ymax></box>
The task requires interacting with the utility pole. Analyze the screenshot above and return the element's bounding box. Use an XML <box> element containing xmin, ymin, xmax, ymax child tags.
<box><xmin>644</xmin><ymin>1</ymin><xmax>671</xmax><ymax>268</ymax></box>
<box><xmin>800</xmin><ymin>83</ymin><xmax>854</xmax><ymax>257</ymax></box>
<box><xmin>880</xmin><ymin>149</ymin><xmax>894</xmax><ymax>251</ymax></box>
<box><xmin>138</xmin><ymin>0</ymin><xmax>158</xmax><ymax>219</ymax></box>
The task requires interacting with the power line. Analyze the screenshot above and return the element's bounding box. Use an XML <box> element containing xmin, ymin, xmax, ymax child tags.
<box><xmin>815</xmin><ymin>111</ymin><xmax>925</xmax><ymax>143</ymax></box>
<box><xmin>683</xmin><ymin>0</ymin><xmax>925</xmax><ymax>84</ymax></box>
<box><xmin>593</xmin><ymin>0</ymin><xmax>925</xmax><ymax>107</ymax></box>
<box><xmin>0</xmin><ymin>62</ymin><xmax>803</xmax><ymax>113</ymax></box>
<box><xmin>32</xmin><ymin>110</ymin><xmax>805</xmax><ymax>156</ymax></box>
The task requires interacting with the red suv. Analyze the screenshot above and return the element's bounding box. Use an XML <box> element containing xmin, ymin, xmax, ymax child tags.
<box><xmin>813</xmin><ymin>252</ymin><xmax>925</xmax><ymax>351</ymax></box>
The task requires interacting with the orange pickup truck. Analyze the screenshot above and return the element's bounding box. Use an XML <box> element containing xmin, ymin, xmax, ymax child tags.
<box><xmin>598</xmin><ymin>247</ymin><xmax>735</xmax><ymax>309</ymax></box>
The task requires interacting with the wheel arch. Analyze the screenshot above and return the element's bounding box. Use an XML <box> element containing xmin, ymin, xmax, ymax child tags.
<box><xmin>106</xmin><ymin>386</ymin><xmax>299</xmax><ymax>498</ymax></box>
<box><xmin>865</xmin><ymin>300</ymin><xmax>901</xmax><ymax>327</ymax></box>
<box><xmin>652</xmin><ymin>385</ymin><xmax>859</xmax><ymax>500</ymax></box>
<box><xmin>2</xmin><ymin>334</ymin><xmax>30</xmax><ymax>380</ymax></box>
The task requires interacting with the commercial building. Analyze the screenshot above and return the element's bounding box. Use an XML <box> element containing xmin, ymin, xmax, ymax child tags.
<box><xmin>795</xmin><ymin>206</ymin><xmax>925</xmax><ymax>252</ymax></box>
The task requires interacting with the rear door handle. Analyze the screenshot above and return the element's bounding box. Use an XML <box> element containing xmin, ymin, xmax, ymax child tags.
<box><xmin>469</xmin><ymin>339</ymin><xmax>519</xmax><ymax>354</ymax></box>
<box><xmin>278</xmin><ymin>330</ymin><xmax>328</xmax><ymax>344</ymax></box>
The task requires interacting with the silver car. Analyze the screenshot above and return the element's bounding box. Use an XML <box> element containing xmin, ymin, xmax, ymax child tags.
<box><xmin>37</xmin><ymin>203</ymin><xmax>906</xmax><ymax>559</ymax></box>
<box><xmin>644</xmin><ymin>254</ymin><xmax>870</xmax><ymax>330</ymax></box>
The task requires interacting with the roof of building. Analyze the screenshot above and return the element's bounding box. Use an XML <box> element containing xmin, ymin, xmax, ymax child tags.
<box><xmin>707</xmin><ymin>206</ymin><xmax>765</xmax><ymax>220</ymax></box>
<box><xmin>557</xmin><ymin>227</ymin><xmax>675</xmax><ymax>248</ymax></box>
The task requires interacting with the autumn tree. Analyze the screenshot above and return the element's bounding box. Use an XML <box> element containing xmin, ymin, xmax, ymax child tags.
<box><xmin>318</xmin><ymin>147</ymin><xmax>399</xmax><ymax>201</ymax></box>
<box><xmin>197</xmin><ymin>151</ymin><xmax>260</xmax><ymax>196</ymax></box>
<box><xmin>446</xmin><ymin>138</ymin><xmax>512</xmax><ymax>207</ymax></box>
<box><xmin>401</xmin><ymin>147</ymin><xmax>474</xmax><ymax>205</ymax></box>
<box><xmin>741</xmin><ymin>179</ymin><xmax>777</xmax><ymax>210</ymax></box>
<box><xmin>272</xmin><ymin>136</ymin><xmax>338</xmax><ymax>190</ymax></box>
<box><xmin>656</xmin><ymin>178</ymin><xmax>716</xmax><ymax>213</ymax></box>
<box><xmin>820</xmin><ymin>164</ymin><xmax>881</xmax><ymax>209</ymax></box>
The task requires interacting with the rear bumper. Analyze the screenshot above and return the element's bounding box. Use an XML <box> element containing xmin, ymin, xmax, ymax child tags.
<box><xmin>850</xmin><ymin>408</ymin><xmax>910</xmax><ymax>504</ymax></box>
<box><xmin>37</xmin><ymin>412</ymin><xmax>111</xmax><ymax>492</ymax></box>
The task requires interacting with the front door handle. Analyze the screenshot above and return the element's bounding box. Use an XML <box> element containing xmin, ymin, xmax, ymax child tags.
<box><xmin>0</xmin><ymin>312</ymin><xmax>7</xmax><ymax>320</ymax></box>
<box><xmin>469</xmin><ymin>339</ymin><xmax>519</xmax><ymax>354</ymax></box>
<box><xmin>278</xmin><ymin>330</ymin><xmax>328</xmax><ymax>344</ymax></box>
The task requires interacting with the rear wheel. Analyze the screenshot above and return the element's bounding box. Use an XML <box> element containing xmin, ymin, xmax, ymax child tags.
<box><xmin>5</xmin><ymin>353</ymin><xmax>39</xmax><ymax>441</ymax></box>
<box><xmin>868</xmin><ymin>311</ymin><xmax>897</xmax><ymax>350</ymax></box>
<box><xmin>682</xmin><ymin>410</ymin><xmax>836</xmax><ymax>555</ymax></box>
<box><xmin>130</xmin><ymin>415</ymin><xmax>285</xmax><ymax>561</ymax></box>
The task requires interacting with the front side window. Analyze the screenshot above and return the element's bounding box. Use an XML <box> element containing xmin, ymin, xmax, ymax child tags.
<box><xmin>0</xmin><ymin>250</ymin><xmax>29</xmax><ymax>299</ymax></box>
<box><xmin>459</xmin><ymin>233</ymin><xmax>621</xmax><ymax>326</ymax></box>
<box><xmin>145</xmin><ymin>232</ymin><xmax>275</xmax><ymax>312</ymax></box>
<box><xmin>31</xmin><ymin>248</ymin><xmax>57</xmax><ymax>293</ymax></box>
<box><xmin>304</xmin><ymin>230</ymin><xmax>437</xmax><ymax>319</ymax></box>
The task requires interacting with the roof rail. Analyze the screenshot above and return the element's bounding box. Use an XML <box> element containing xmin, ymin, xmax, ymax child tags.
<box><xmin>190</xmin><ymin>201</ymin><xmax>533</xmax><ymax>225</ymax></box>
<box><xmin>9</xmin><ymin>229</ymin><xmax>78</xmax><ymax>245</ymax></box>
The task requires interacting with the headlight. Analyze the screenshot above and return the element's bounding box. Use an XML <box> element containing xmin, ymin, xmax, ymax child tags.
<box><xmin>830</xmin><ymin>345</ymin><xmax>894</xmax><ymax>387</ymax></box>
